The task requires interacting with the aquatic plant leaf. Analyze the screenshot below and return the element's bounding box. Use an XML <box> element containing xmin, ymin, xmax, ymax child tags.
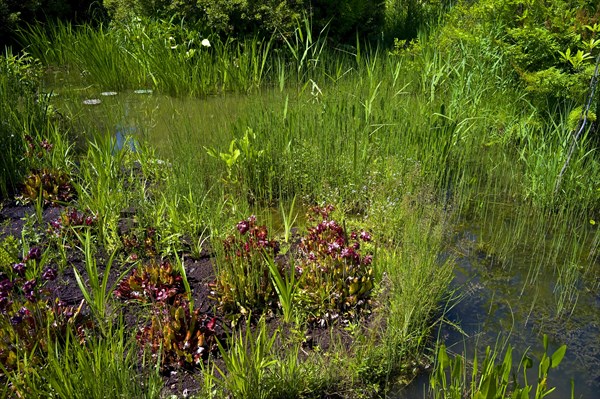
<box><xmin>437</xmin><ymin>344</ymin><xmax>450</xmax><ymax>369</ymax></box>
<box><xmin>479</xmin><ymin>373</ymin><xmax>497</xmax><ymax>399</ymax></box>
<box><xmin>550</xmin><ymin>345</ymin><xmax>567</xmax><ymax>368</ymax></box>
<box><xmin>83</xmin><ymin>99</ymin><xmax>101</xmax><ymax>105</ymax></box>
<box><xmin>501</xmin><ymin>345</ymin><xmax>512</xmax><ymax>383</ymax></box>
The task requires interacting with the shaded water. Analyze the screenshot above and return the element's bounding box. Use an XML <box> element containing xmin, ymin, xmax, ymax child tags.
<box><xmin>44</xmin><ymin>80</ymin><xmax>600</xmax><ymax>398</ymax></box>
<box><xmin>394</xmin><ymin>220</ymin><xmax>600</xmax><ymax>398</ymax></box>
<box><xmin>43</xmin><ymin>73</ymin><xmax>279</xmax><ymax>158</ymax></box>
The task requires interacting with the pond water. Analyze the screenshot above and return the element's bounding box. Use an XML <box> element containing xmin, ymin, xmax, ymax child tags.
<box><xmin>43</xmin><ymin>71</ymin><xmax>275</xmax><ymax>158</ymax></box>
<box><xmin>394</xmin><ymin>220</ymin><xmax>600</xmax><ymax>398</ymax></box>
<box><xmin>43</xmin><ymin>80</ymin><xmax>600</xmax><ymax>398</ymax></box>
<box><xmin>443</xmin><ymin>229</ymin><xmax>599</xmax><ymax>396</ymax></box>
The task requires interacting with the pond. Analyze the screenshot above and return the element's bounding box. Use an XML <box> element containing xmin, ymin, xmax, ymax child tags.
<box><xmin>394</xmin><ymin>219</ymin><xmax>600</xmax><ymax>398</ymax></box>
<box><xmin>44</xmin><ymin>78</ymin><xmax>600</xmax><ymax>398</ymax></box>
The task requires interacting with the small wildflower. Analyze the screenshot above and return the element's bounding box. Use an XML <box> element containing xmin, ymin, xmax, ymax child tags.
<box><xmin>40</xmin><ymin>139</ymin><xmax>53</xmax><ymax>152</ymax></box>
<box><xmin>201</xmin><ymin>38</ymin><xmax>211</xmax><ymax>47</ymax></box>
<box><xmin>42</xmin><ymin>267</ymin><xmax>57</xmax><ymax>281</ymax></box>
<box><xmin>0</xmin><ymin>278</ymin><xmax>14</xmax><ymax>293</ymax></box>
<box><xmin>25</xmin><ymin>247</ymin><xmax>42</xmax><ymax>261</ymax></box>
<box><xmin>22</xmin><ymin>279</ymin><xmax>37</xmax><ymax>301</ymax></box>
<box><xmin>10</xmin><ymin>314</ymin><xmax>23</xmax><ymax>325</ymax></box>
<box><xmin>206</xmin><ymin>317</ymin><xmax>216</xmax><ymax>331</ymax></box>
<box><xmin>236</xmin><ymin>220</ymin><xmax>250</xmax><ymax>234</ymax></box>
<box><xmin>13</xmin><ymin>263</ymin><xmax>26</xmax><ymax>276</ymax></box>
<box><xmin>359</xmin><ymin>231</ymin><xmax>371</xmax><ymax>242</ymax></box>
<box><xmin>256</xmin><ymin>226</ymin><xmax>268</xmax><ymax>240</ymax></box>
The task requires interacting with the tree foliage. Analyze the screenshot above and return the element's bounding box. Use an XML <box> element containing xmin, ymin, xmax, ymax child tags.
<box><xmin>0</xmin><ymin>0</ymin><xmax>101</xmax><ymax>47</ymax></box>
<box><xmin>103</xmin><ymin>0</ymin><xmax>388</xmax><ymax>43</ymax></box>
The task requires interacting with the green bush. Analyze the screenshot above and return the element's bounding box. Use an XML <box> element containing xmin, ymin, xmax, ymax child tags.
<box><xmin>440</xmin><ymin>0</ymin><xmax>600</xmax><ymax>109</ymax></box>
<box><xmin>104</xmin><ymin>0</ymin><xmax>303</xmax><ymax>37</ymax></box>
<box><xmin>385</xmin><ymin>0</ymin><xmax>450</xmax><ymax>42</ymax></box>
<box><xmin>0</xmin><ymin>0</ymin><xmax>100</xmax><ymax>48</ymax></box>
<box><xmin>103</xmin><ymin>0</ymin><xmax>388</xmax><ymax>43</ymax></box>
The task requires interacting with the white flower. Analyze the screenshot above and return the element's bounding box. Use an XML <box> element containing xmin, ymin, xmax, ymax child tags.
<box><xmin>201</xmin><ymin>38</ymin><xmax>211</xmax><ymax>48</ymax></box>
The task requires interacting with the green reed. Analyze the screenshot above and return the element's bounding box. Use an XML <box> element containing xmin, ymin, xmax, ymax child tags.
<box><xmin>13</xmin><ymin>322</ymin><xmax>162</xmax><ymax>399</ymax></box>
<box><xmin>0</xmin><ymin>49</ymin><xmax>47</xmax><ymax>199</ymax></box>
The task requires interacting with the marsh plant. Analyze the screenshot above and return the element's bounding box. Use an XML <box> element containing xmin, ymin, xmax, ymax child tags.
<box><xmin>294</xmin><ymin>205</ymin><xmax>375</xmax><ymax>324</ymax></box>
<box><xmin>120</xmin><ymin>226</ymin><xmax>159</xmax><ymax>260</ymax></box>
<box><xmin>212</xmin><ymin>207</ymin><xmax>375</xmax><ymax>326</ymax></box>
<box><xmin>48</xmin><ymin>208</ymin><xmax>97</xmax><ymax>238</ymax></box>
<box><xmin>216</xmin><ymin>316</ymin><xmax>278</xmax><ymax>399</ymax></box>
<box><xmin>6</xmin><ymin>322</ymin><xmax>163</xmax><ymax>399</ymax></box>
<box><xmin>114</xmin><ymin>259</ymin><xmax>184</xmax><ymax>304</ymax></box>
<box><xmin>0</xmin><ymin>250</ymin><xmax>91</xmax><ymax>374</ymax></box>
<box><xmin>114</xmin><ymin>258</ymin><xmax>220</xmax><ymax>370</ymax></box>
<box><xmin>138</xmin><ymin>298</ymin><xmax>219</xmax><ymax>369</ymax></box>
<box><xmin>431</xmin><ymin>335</ymin><xmax>569</xmax><ymax>399</ymax></box>
<box><xmin>0</xmin><ymin>50</ymin><xmax>47</xmax><ymax>199</ymax></box>
<box><xmin>17</xmin><ymin>135</ymin><xmax>75</xmax><ymax>207</ymax></box>
<box><xmin>71</xmin><ymin>228</ymin><xmax>132</xmax><ymax>328</ymax></box>
<box><xmin>213</xmin><ymin>215</ymin><xmax>280</xmax><ymax>316</ymax></box>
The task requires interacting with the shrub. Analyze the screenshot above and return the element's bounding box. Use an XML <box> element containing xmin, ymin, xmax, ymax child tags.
<box><xmin>440</xmin><ymin>0</ymin><xmax>600</xmax><ymax>108</ymax></box>
<box><xmin>104</xmin><ymin>0</ymin><xmax>387</xmax><ymax>43</ymax></box>
<box><xmin>0</xmin><ymin>0</ymin><xmax>100</xmax><ymax>48</ymax></box>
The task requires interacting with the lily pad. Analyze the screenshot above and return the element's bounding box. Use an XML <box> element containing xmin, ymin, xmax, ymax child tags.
<box><xmin>83</xmin><ymin>99</ymin><xmax>102</xmax><ymax>105</ymax></box>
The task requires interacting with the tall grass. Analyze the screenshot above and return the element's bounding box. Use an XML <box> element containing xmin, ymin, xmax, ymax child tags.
<box><xmin>11</xmin><ymin>323</ymin><xmax>162</xmax><ymax>399</ymax></box>
<box><xmin>74</xmin><ymin>133</ymin><xmax>130</xmax><ymax>249</ymax></box>
<box><xmin>21</xmin><ymin>20</ymin><xmax>281</xmax><ymax>96</ymax></box>
<box><xmin>0</xmin><ymin>50</ymin><xmax>47</xmax><ymax>199</ymax></box>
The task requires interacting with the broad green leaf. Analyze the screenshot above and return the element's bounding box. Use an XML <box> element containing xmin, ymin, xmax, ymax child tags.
<box><xmin>486</xmin><ymin>376</ymin><xmax>497</xmax><ymax>399</ymax></box>
<box><xmin>540</xmin><ymin>355</ymin><xmax>550</xmax><ymax>375</ymax></box>
<box><xmin>502</xmin><ymin>346</ymin><xmax>513</xmax><ymax>383</ymax></box>
<box><xmin>438</xmin><ymin>344</ymin><xmax>450</xmax><ymax>369</ymax></box>
<box><xmin>550</xmin><ymin>345</ymin><xmax>567</xmax><ymax>368</ymax></box>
